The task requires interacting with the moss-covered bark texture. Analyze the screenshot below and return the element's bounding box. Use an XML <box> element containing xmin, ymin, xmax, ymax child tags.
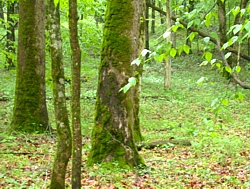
<box><xmin>11</xmin><ymin>0</ymin><xmax>49</xmax><ymax>132</ymax></box>
<box><xmin>88</xmin><ymin>0</ymin><xmax>145</xmax><ymax>168</ymax></box>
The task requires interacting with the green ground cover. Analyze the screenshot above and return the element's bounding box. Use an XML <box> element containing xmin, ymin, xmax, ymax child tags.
<box><xmin>0</xmin><ymin>54</ymin><xmax>250</xmax><ymax>188</ymax></box>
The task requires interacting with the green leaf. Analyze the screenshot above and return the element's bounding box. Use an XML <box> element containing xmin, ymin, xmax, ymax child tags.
<box><xmin>225</xmin><ymin>66</ymin><xmax>232</xmax><ymax>74</ymax></box>
<box><xmin>232</xmin><ymin>6</ymin><xmax>240</xmax><ymax>16</ymax></box>
<box><xmin>215</xmin><ymin>63</ymin><xmax>221</xmax><ymax>68</ymax></box>
<box><xmin>244</xmin><ymin>21</ymin><xmax>250</xmax><ymax>32</ymax></box>
<box><xmin>119</xmin><ymin>77</ymin><xmax>137</xmax><ymax>93</ymax></box>
<box><xmin>163</xmin><ymin>31</ymin><xmax>171</xmax><ymax>38</ymax></box>
<box><xmin>221</xmin><ymin>99</ymin><xmax>229</xmax><ymax>106</ymax></box>
<box><xmin>54</xmin><ymin>0</ymin><xmax>60</xmax><ymax>5</ymax></box>
<box><xmin>235</xmin><ymin>65</ymin><xmax>241</xmax><ymax>73</ymax></box>
<box><xmin>203</xmin><ymin>37</ymin><xmax>210</xmax><ymax>43</ymax></box>
<box><xmin>211</xmin><ymin>59</ymin><xmax>216</xmax><ymax>65</ymax></box>
<box><xmin>200</xmin><ymin>60</ymin><xmax>208</xmax><ymax>66</ymax></box>
<box><xmin>128</xmin><ymin>77</ymin><xmax>137</xmax><ymax>86</ymax></box>
<box><xmin>187</xmin><ymin>21</ymin><xmax>193</xmax><ymax>29</ymax></box>
<box><xmin>234</xmin><ymin>92</ymin><xmax>244</xmax><ymax>100</ymax></box>
<box><xmin>196</xmin><ymin>77</ymin><xmax>206</xmax><ymax>86</ymax></box>
<box><xmin>170</xmin><ymin>48</ymin><xmax>177</xmax><ymax>57</ymax></box>
<box><xmin>141</xmin><ymin>49</ymin><xmax>151</xmax><ymax>57</ymax></box>
<box><xmin>119</xmin><ymin>83</ymin><xmax>131</xmax><ymax>93</ymax></box>
<box><xmin>154</xmin><ymin>53</ymin><xmax>166</xmax><ymax>62</ymax></box>
<box><xmin>205</xmin><ymin>12</ymin><xmax>212</xmax><ymax>27</ymax></box>
<box><xmin>224</xmin><ymin>52</ymin><xmax>231</xmax><ymax>59</ymax></box>
<box><xmin>233</xmin><ymin>24</ymin><xmax>242</xmax><ymax>34</ymax></box>
<box><xmin>131</xmin><ymin>58</ymin><xmax>141</xmax><ymax>66</ymax></box>
<box><xmin>172</xmin><ymin>25</ymin><xmax>179</xmax><ymax>32</ymax></box>
<box><xmin>189</xmin><ymin>32</ymin><xmax>197</xmax><ymax>41</ymax></box>
<box><xmin>183</xmin><ymin>45</ymin><xmax>190</xmax><ymax>54</ymax></box>
<box><xmin>205</xmin><ymin>52</ymin><xmax>213</xmax><ymax>61</ymax></box>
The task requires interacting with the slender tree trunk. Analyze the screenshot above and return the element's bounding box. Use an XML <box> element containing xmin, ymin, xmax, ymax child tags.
<box><xmin>6</xmin><ymin>1</ymin><xmax>16</xmax><ymax>69</ymax></box>
<box><xmin>69</xmin><ymin>0</ymin><xmax>82</xmax><ymax>187</ymax></box>
<box><xmin>0</xmin><ymin>0</ymin><xmax>4</xmax><ymax>24</ymax></box>
<box><xmin>217</xmin><ymin>0</ymin><xmax>231</xmax><ymax>78</ymax></box>
<box><xmin>88</xmin><ymin>0</ymin><xmax>145</xmax><ymax>168</ymax></box>
<box><xmin>151</xmin><ymin>0</ymin><xmax>155</xmax><ymax>34</ymax></box>
<box><xmin>145</xmin><ymin>0</ymin><xmax>150</xmax><ymax>59</ymax></box>
<box><xmin>11</xmin><ymin>0</ymin><xmax>49</xmax><ymax>132</ymax></box>
<box><xmin>231</xmin><ymin>0</ymin><xmax>248</xmax><ymax>67</ymax></box>
<box><xmin>133</xmin><ymin>1</ymin><xmax>145</xmax><ymax>142</ymax></box>
<box><xmin>158</xmin><ymin>1</ymin><xmax>165</xmax><ymax>24</ymax></box>
<box><xmin>48</xmin><ymin>1</ymin><xmax>72</xmax><ymax>188</ymax></box>
<box><xmin>164</xmin><ymin>0</ymin><xmax>172</xmax><ymax>89</ymax></box>
<box><xmin>185</xmin><ymin>0</ymin><xmax>194</xmax><ymax>53</ymax></box>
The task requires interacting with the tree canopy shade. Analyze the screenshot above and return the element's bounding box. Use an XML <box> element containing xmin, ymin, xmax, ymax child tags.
<box><xmin>11</xmin><ymin>0</ymin><xmax>49</xmax><ymax>132</ymax></box>
<box><xmin>87</xmin><ymin>0</ymin><xmax>145</xmax><ymax>168</ymax></box>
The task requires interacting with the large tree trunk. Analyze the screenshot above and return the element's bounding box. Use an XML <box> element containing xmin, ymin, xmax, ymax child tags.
<box><xmin>69</xmin><ymin>0</ymin><xmax>82</xmax><ymax>188</ymax></box>
<box><xmin>87</xmin><ymin>0</ymin><xmax>145</xmax><ymax>168</ymax></box>
<box><xmin>6</xmin><ymin>1</ymin><xmax>16</xmax><ymax>70</ymax></box>
<box><xmin>48</xmin><ymin>1</ymin><xmax>72</xmax><ymax>188</ymax></box>
<box><xmin>11</xmin><ymin>0</ymin><xmax>49</xmax><ymax>132</ymax></box>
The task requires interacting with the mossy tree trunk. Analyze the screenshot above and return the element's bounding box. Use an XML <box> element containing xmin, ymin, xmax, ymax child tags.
<box><xmin>11</xmin><ymin>0</ymin><xmax>49</xmax><ymax>132</ymax></box>
<box><xmin>48</xmin><ymin>1</ymin><xmax>72</xmax><ymax>189</ymax></box>
<box><xmin>69</xmin><ymin>0</ymin><xmax>82</xmax><ymax>188</ymax></box>
<box><xmin>87</xmin><ymin>0</ymin><xmax>145</xmax><ymax>168</ymax></box>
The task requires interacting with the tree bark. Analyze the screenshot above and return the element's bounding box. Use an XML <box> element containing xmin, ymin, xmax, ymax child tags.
<box><xmin>11</xmin><ymin>0</ymin><xmax>49</xmax><ymax>132</ymax></box>
<box><xmin>185</xmin><ymin>0</ymin><xmax>194</xmax><ymax>53</ymax></box>
<box><xmin>88</xmin><ymin>0</ymin><xmax>145</xmax><ymax>168</ymax></box>
<box><xmin>48</xmin><ymin>1</ymin><xmax>72</xmax><ymax>188</ymax></box>
<box><xmin>133</xmin><ymin>0</ymin><xmax>145</xmax><ymax>142</ymax></box>
<box><xmin>151</xmin><ymin>0</ymin><xmax>155</xmax><ymax>34</ymax></box>
<box><xmin>0</xmin><ymin>0</ymin><xmax>4</xmax><ymax>23</ymax></box>
<box><xmin>69</xmin><ymin>0</ymin><xmax>82</xmax><ymax>187</ymax></box>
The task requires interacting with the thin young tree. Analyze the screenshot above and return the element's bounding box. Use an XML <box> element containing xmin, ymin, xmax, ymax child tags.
<box><xmin>6</xmin><ymin>0</ymin><xmax>16</xmax><ymax>69</ymax></box>
<box><xmin>164</xmin><ymin>0</ymin><xmax>172</xmax><ymax>89</ymax></box>
<box><xmin>69</xmin><ymin>0</ymin><xmax>82</xmax><ymax>187</ymax></box>
<box><xmin>87</xmin><ymin>0</ymin><xmax>145</xmax><ymax>168</ymax></box>
<box><xmin>48</xmin><ymin>0</ymin><xmax>72</xmax><ymax>188</ymax></box>
<box><xmin>11</xmin><ymin>0</ymin><xmax>49</xmax><ymax>132</ymax></box>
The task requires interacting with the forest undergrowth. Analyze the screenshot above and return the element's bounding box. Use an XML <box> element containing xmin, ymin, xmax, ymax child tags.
<box><xmin>0</xmin><ymin>55</ymin><xmax>250</xmax><ymax>188</ymax></box>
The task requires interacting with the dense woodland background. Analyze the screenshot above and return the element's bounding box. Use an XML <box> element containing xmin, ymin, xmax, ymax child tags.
<box><xmin>0</xmin><ymin>0</ymin><xmax>250</xmax><ymax>188</ymax></box>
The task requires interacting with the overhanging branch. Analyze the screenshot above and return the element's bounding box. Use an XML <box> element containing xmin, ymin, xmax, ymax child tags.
<box><xmin>146</xmin><ymin>2</ymin><xmax>250</xmax><ymax>61</ymax></box>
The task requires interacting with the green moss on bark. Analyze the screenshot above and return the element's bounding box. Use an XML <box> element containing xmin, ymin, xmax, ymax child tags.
<box><xmin>11</xmin><ymin>0</ymin><xmax>49</xmax><ymax>132</ymax></box>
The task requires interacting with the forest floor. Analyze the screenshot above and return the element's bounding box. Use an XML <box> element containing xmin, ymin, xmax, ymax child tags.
<box><xmin>0</xmin><ymin>54</ymin><xmax>250</xmax><ymax>188</ymax></box>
